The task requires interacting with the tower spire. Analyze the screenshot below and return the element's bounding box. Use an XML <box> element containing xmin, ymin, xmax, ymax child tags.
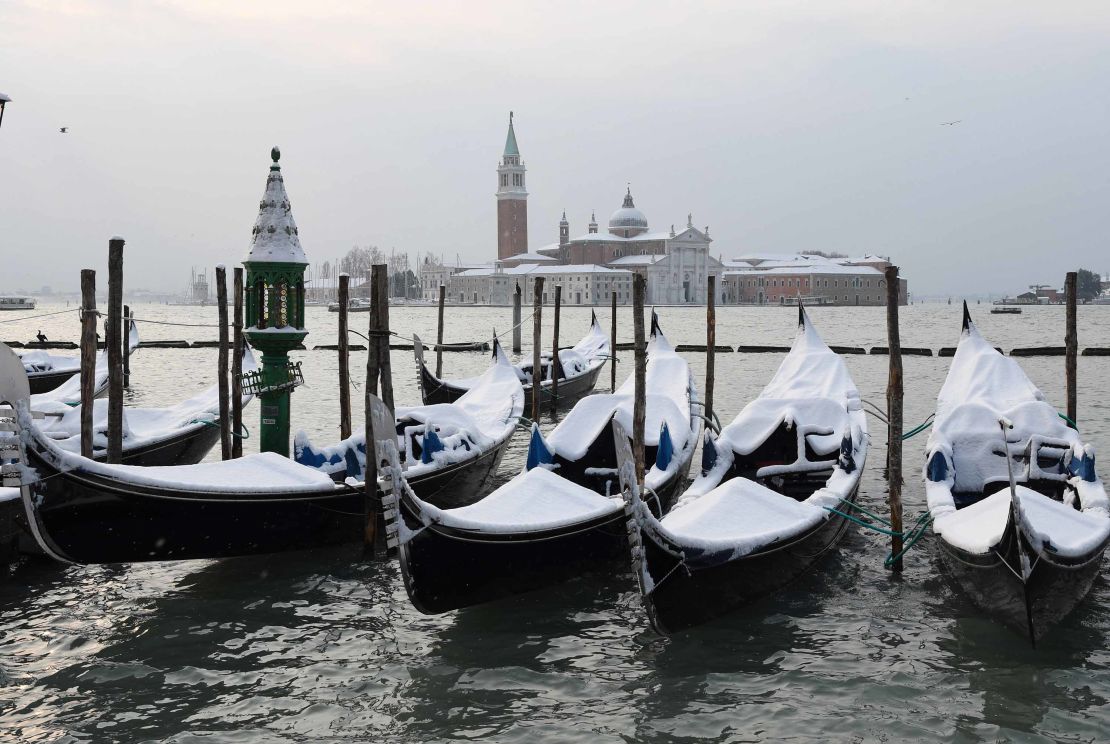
<box><xmin>496</xmin><ymin>112</ymin><xmax>528</xmax><ymax>259</ymax></box>
<box><xmin>504</xmin><ymin>111</ymin><xmax>520</xmax><ymax>157</ymax></box>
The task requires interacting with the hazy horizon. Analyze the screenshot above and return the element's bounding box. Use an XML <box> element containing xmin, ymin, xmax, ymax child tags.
<box><xmin>2</xmin><ymin>1</ymin><xmax>1109</xmax><ymax>296</ymax></box>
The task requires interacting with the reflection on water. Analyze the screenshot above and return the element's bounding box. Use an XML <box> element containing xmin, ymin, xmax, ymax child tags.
<box><xmin>2</xmin><ymin>303</ymin><xmax>1109</xmax><ymax>741</ymax></box>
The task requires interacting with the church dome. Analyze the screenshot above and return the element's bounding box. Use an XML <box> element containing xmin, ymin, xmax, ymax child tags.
<box><xmin>608</xmin><ymin>187</ymin><xmax>648</xmax><ymax>236</ymax></box>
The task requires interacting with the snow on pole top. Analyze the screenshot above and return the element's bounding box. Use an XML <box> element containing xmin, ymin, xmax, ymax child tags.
<box><xmin>0</xmin><ymin>92</ymin><xmax>11</xmax><ymax>103</ymax></box>
<box><xmin>245</xmin><ymin>146</ymin><xmax>308</xmax><ymax>265</ymax></box>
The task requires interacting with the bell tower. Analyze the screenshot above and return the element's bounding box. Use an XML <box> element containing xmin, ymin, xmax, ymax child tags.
<box><xmin>496</xmin><ymin>112</ymin><xmax>528</xmax><ymax>260</ymax></box>
<box><xmin>559</xmin><ymin>210</ymin><xmax>569</xmax><ymax>246</ymax></box>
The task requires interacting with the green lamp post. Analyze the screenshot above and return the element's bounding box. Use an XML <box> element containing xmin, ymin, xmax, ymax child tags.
<box><xmin>242</xmin><ymin>146</ymin><xmax>308</xmax><ymax>456</ymax></box>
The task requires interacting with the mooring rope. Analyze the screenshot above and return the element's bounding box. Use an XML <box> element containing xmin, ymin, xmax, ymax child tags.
<box><xmin>0</xmin><ymin>308</ymin><xmax>75</xmax><ymax>324</ymax></box>
<box><xmin>825</xmin><ymin>497</ymin><xmax>934</xmax><ymax>567</ymax></box>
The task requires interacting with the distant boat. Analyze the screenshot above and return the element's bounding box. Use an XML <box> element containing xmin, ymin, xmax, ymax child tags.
<box><xmin>0</xmin><ymin>297</ymin><xmax>35</xmax><ymax>311</ymax></box>
<box><xmin>328</xmin><ymin>298</ymin><xmax>372</xmax><ymax>312</ymax></box>
<box><xmin>990</xmin><ymin>307</ymin><xmax>1022</xmax><ymax>315</ymax></box>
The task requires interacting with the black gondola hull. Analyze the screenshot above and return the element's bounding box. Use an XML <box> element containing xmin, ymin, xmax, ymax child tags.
<box><xmin>419</xmin><ymin>360</ymin><xmax>604</xmax><ymax>410</ymax></box>
<box><xmin>28</xmin><ymin>369</ymin><xmax>79</xmax><ymax>395</ymax></box>
<box><xmin>936</xmin><ymin>518</ymin><xmax>1110</xmax><ymax>642</ymax></box>
<box><xmin>404</xmin><ymin>439</ymin><xmax>510</xmax><ymax>509</ymax></box>
<box><xmin>113</xmin><ymin>424</ymin><xmax>222</xmax><ymax>467</ymax></box>
<box><xmin>22</xmin><ymin>446</ymin><xmax>364</xmax><ymax>564</ymax></box>
<box><xmin>639</xmin><ymin>487</ymin><xmax>858</xmax><ymax>635</ymax></box>
<box><xmin>397</xmin><ymin>503</ymin><xmax>627</xmax><ymax>614</ymax></box>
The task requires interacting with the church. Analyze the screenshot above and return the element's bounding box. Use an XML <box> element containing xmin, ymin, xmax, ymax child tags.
<box><xmin>493</xmin><ymin>114</ymin><xmax>722</xmax><ymax>305</ymax></box>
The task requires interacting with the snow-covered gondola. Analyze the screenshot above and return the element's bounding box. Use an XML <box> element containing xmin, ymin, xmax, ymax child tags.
<box><xmin>20</xmin><ymin>350</ymin><xmax>81</xmax><ymax>395</ymax></box>
<box><xmin>624</xmin><ymin>308</ymin><xmax>867</xmax><ymax>634</ymax></box>
<box><xmin>295</xmin><ymin>338</ymin><xmax>525</xmax><ymax>507</ymax></box>
<box><xmin>27</xmin><ymin>319</ymin><xmax>139</xmax><ymax>407</ymax></box>
<box><xmin>0</xmin><ymin>346</ymin><xmax>362</xmax><ymax>564</ymax></box>
<box><xmin>925</xmin><ymin>304</ymin><xmax>1110</xmax><ymax>644</ymax></box>
<box><xmin>417</xmin><ymin>312</ymin><xmax>609</xmax><ymax>409</ymax></box>
<box><xmin>388</xmin><ymin>314</ymin><xmax>700</xmax><ymax>614</ymax></box>
<box><xmin>31</xmin><ymin>345</ymin><xmax>257</xmax><ymax>467</ymax></box>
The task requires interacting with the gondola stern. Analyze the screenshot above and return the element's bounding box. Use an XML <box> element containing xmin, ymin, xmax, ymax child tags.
<box><xmin>525</xmin><ymin>423</ymin><xmax>554</xmax><ymax>471</ymax></box>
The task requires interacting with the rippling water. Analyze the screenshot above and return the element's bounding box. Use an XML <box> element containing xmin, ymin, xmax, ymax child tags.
<box><xmin>2</xmin><ymin>302</ymin><xmax>1109</xmax><ymax>742</ymax></box>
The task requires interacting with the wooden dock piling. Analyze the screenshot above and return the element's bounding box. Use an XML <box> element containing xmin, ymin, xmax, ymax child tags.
<box><xmin>1065</xmin><ymin>271</ymin><xmax>1077</xmax><ymax>428</ymax></box>
<box><xmin>532</xmin><ymin>277</ymin><xmax>544</xmax><ymax>424</ymax></box>
<box><xmin>632</xmin><ymin>274</ymin><xmax>646</xmax><ymax>487</ymax></box>
<box><xmin>885</xmin><ymin>265</ymin><xmax>904</xmax><ymax>572</ymax></box>
<box><xmin>364</xmin><ymin>263</ymin><xmax>394</xmax><ymax>553</ymax></box>
<box><xmin>436</xmin><ymin>285</ymin><xmax>446</xmax><ymax>377</ymax></box>
<box><xmin>551</xmin><ymin>285</ymin><xmax>562</xmax><ymax>415</ymax></box>
<box><xmin>216</xmin><ymin>265</ymin><xmax>231</xmax><ymax>460</ymax></box>
<box><xmin>512</xmin><ymin>284</ymin><xmax>522</xmax><ymax>355</ymax></box>
<box><xmin>79</xmin><ymin>269</ymin><xmax>97</xmax><ymax>459</ymax></box>
<box><xmin>705</xmin><ymin>275</ymin><xmax>716</xmax><ymax>427</ymax></box>
<box><xmin>106</xmin><ymin>239</ymin><xmax>124</xmax><ymax>464</ymax></box>
<box><xmin>338</xmin><ymin>273</ymin><xmax>352</xmax><ymax>440</ymax></box>
<box><xmin>232</xmin><ymin>267</ymin><xmax>244</xmax><ymax>459</ymax></box>
<box><xmin>610</xmin><ymin>291</ymin><xmax>617</xmax><ymax>392</ymax></box>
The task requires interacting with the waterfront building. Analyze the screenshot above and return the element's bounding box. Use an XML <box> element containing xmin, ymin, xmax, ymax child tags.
<box><xmin>446</xmin><ymin>263</ymin><xmax>633</xmax><ymax>306</ymax></box>
<box><xmin>720</xmin><ymin>253</ymin><xmax>907</xmax><ymax>305</ymax></box>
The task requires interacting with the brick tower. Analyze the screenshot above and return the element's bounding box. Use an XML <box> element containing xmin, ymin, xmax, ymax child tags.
<box><xmin>496</xmin><ymin>111</ymin><xmax>528</xmax><ymax>259</ymax></box>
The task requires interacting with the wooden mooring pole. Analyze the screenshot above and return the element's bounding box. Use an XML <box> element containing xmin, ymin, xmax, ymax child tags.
<box><xmin>632</xmin><ymin>274</ymin><xmax>646</xmax><ymax>487</ymax></box>
<box><xmin>364</xmin><ymin>263</ymin><xmax>393</xmax><ymax>552</ymax></box>
<box><xmin>338</xmin><ymin>273</ymin><xmax>352</xmax><ymax>440</ymax></box>
<box><xmin>532</xmin><ymin>277</ymin><xmax>544</xmax><ymax>424</ymax></box>
<box><xmin>885</xmin><ymin>265</ymin><xmax>904</xmax><ymax>572</ymax></box>
<box><xmin>551</xmin><ymin>285</ymin><xmax>562</xmax><ymax>415</ymax></box>
<box><xmin>122</xmin><ymin>303</ymin><xmax>131</xmax><ymax>389</ymax></box>
<box><xmin>216</xmin><ymin>265</ymin><xmax>232</xmax><ymax>460</ymax></box>
<box><xmin>232</xmin><ymin>267</ymin><xmax>244</xmax><ymax>459</ymax></box>
<box><xmin>436</xmin><ymin>284</ymin><xmax>446</xmax><ymax>378</ymax></box>
<box><xmin>705</xmin><ymin>275</ymin><xmax>716</xmax><ymax>427</ymax></box>
<box><xmin>375</xmin><ymin>265</ymin><xmax>394</xmax><ymax>413</ymax></box>
<box><xmin>1065</xmin><ymin>271</ymin><xmax>1077</xmax><ymax>429</ymax></box>
<box><xmin>79</xmin><ymin>269</ymin><xmax>97</xmax><ymax>459</ymax></box>
<box><xmin>512</xmin><ymin>283</ymin><xmax>522</xmax><ymax>355</ymax></box>
<box><xmin>106</xmin><ymin>239</ymin><xmax>124</xmax><ymax>464</ymax></box>
<box><xmin>610</xmin><ymin>290</ymin><xmax>617</xmax><ymax>392</ymax></box>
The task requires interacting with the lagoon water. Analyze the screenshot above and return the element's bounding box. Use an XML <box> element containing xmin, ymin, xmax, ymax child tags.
<box><xmin>2</xmin><ymin>302</ymin><xmax>1109</xmax><ymax>742</ymax></box>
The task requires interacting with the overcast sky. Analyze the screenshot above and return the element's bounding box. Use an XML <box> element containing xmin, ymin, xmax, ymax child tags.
<box><xmin>2</xmin><ymin>1</ymin><xmax>1108</xmax><ymax>296</ymax></box>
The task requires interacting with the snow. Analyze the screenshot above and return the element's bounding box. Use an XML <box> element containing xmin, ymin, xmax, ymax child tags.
<box><xmin>20</xmin><ymin>350</ymin><xmax>80</xmax><ymax>375</ymax></box>
<box><xmin>244</xmin><ymin>163</ymin><xmax>308</xmax><ymax>265</ymax></box>
<box><xmin>0</xmin><ymin>487</ymin><xmax>19</xmax><ymax>504</ymax></box>
<box><xmin>547</xmin><ymin>325</ymin><xmax>692</xmax><ymax>461</ymax></box>
<box><xmin>420</xmin><ymin>467</ymin><xmax>622</xmax><ymax>533</ymax></box>
<box><xmin>295</xmin><ymin>340</ymin><xmax>523</xmax><ymax>479</ymax></box>
<box><xmin>717</xmin><ymin>310</ymin><xmax>861</xmax><ymax>457</ymax></box>
<box><xmin>28</xmin><ymin>321</ymin><xmax>141</xmax><ymax>408</ymax></box>
<box><xmin>659</xmin><ymin>477</ymin><xmax>827</xmax><ymax>555</ymax></box>
<box><xmin>926</xmin><ymin>320</ymin><xmax>1088</xmax><ymax>495</ymax></box>
<box><xmin>40</xmin><ymin>431</ymin><xmax>335</xmax><ymax>494</ymax></box>
<box><xmin>934</xmin><ymin>486</ymin><xmax>1110</xmax><ymax>558</ymax></box>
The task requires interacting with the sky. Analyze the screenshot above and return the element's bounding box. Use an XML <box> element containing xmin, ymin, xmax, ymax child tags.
<box><xmin>1</xmin><ymin>1</ymin><xmax>1108</xmax><ymax>296</ymax></box>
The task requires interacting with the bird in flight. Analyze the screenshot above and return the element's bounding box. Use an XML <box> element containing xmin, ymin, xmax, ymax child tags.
<box><xmin>59</xmin><ymin>127</ymin><xmax>68</xmax><ymax>133</ymax></box>
<box><xmin>940</xmin><ymin>120</ymin><xmax>961</xmax><ymax>126</ymax></box>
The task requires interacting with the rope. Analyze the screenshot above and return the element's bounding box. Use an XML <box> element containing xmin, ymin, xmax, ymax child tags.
<box><xmin>191</xmin><ymin>419</ymin><xmax>250</xmax><ymax>439</ymax></box>
<box><xmin>901</xmin><ymin>413</ymin><xmax>936</xmax><ymax>440</ymax></box>
<box><xmin>824</xmin><ymin>501</ymin><xmax>934</xmax><ymax>567</ymax></box>
<box><xmin>0</xmin><ymin>308</ymin><xmax>75</xmax><ymax>324</ymax></box>
<box><xmin>1058</xmin><ymin>412</ymin><xmax>1077</xmax><ymax>427</ymax></box>
<box><xmin>131</xmin><ymin>318</ymin><xmax>223</xmax><ymax>328</ymax></box>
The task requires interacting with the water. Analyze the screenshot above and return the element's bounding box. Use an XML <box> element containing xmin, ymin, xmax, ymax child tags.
<box><xmin>2</xmin><ymin>302</ymin><xmax>1109</xmax><ymax>742</ymax></box>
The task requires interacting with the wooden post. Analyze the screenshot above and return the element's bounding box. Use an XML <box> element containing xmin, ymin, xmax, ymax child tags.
<box><xmin>338</xmin><ymin>273</ymin><xmax>352</xmax><ymax>439</ymax></box>
<box><xmin>632</xmin><ymin>274</ymin><xmax>647</xmax><ymax>487</ymax></box>
<box><xmin>232</xmin><ymin>267</ymin><xmax>244</xmax><ymax>459</ymax></box>
<box><xmin>610</xmin><ymin>290</ymin><xmax>617</xmax><ymax>392</ymax></box>
<box><xmin>216</xmin><ymin>265</ymin><xmax>232</xmax><ymax>460</ymax></box>
<box><xmin>885</xmin><ymin>265</ymin><xmax>904</xmax><ymax>572</ymax></box>
<box><xmin>532</xmin><ymin>277</ymin><xmax>544</xmax><ymax>424</ymax></box>
<box><xmin>705</xmin><ymin>275</ymin><xmax>716</xmax><ymax>427</ymax></box>
<box><xmin>122</xmin><ymin>303</ymin><xmax>131</xmax><ymax>388</ymax></box>
<box><xmin>1065</xmin><ymin>271</ymin><xmax>1077</xmax><ymax>429</ymax></box>
<box><xmin>375</xmin><ymin>265</ymin><xmax>394</xmax><ymax>413</ymax></box>
<box><xmin>106</xmin><ymin>239</ymin><xmax>124</xmax><ymax>464</ymax></box>
<box><xmin>435</xmin><ymin>284</ymin><xmax>446</xmax><ymax>378</ymax></box>
<box><xmin>551</xmin><ymin>285</ymin><xmax>562</xmax><ymax>415</ymax></box>
<box><xmin>512</xmin><ymin>283</ymin><xmax>522</xmax><ymax>354</ymax></box>
<box><xmin>79</xmin><ymin>269</ymin><xmax>97</xmax><ymax>459</ymax></box>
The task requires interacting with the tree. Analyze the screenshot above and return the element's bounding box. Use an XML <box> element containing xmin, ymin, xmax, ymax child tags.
<box><xmin>1077</xmin><ymin>268</ymin><xmax>1102</xmax><ymax>302</ymax></box>
<box><xmin>341</xmin><ymin>245</ymin><xmax>383</xmax><ymax>283</ymax></box>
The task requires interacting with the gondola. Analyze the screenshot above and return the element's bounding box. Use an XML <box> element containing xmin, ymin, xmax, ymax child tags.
<box><xmin>417</xmin><ymin>311</ymin><xmax>609</xmax><ymax>409</ymax></box>
<box><xmin>924</xmin><ymin>304</ymin><xmax>1110</xmax><ymax>644</ymax></box>
<box><xmin>387</xmin><ymin>313</ymin><xmax>701</xmax><ymax>614</ymax></box>
<box><xmin>624</xmin><ymin>308</ymin><xmax>868</xmax><ymax>634</ymax></box>
<box><xmin>20</xmin><ymin>350</ymin><xmax>80</xmax><ymax>395</ymax></box>
<box><xmin>32</xmin><ymin>345</ymin><xmax>258</xmax><ymax>467</ymax></box>
<box><xmin>28</xmin><ymin>319</ymin><xmax>140</xmax><ymax>407</ymax></box>
<box><xmin>295</xmin><ymin>337</ymin><xmax>524</xmax><ymax>507</ymax></box>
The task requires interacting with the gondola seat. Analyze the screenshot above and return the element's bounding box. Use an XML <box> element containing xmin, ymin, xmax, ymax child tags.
<box><xmin>934</xmin><ymin>486</ymin><xmax>1110</xmax><ymax>558</ymax></box>
<box><xmin>416</xmin><ymin>467</ymin><xmax>622</xmax><ymax>533</ymax></box>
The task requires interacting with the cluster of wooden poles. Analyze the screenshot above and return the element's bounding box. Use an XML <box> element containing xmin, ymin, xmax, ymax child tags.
<box><xmin>75</xmin><ymin>251</ymin><xmax>1084</xmax><ymax>572</ymax></box>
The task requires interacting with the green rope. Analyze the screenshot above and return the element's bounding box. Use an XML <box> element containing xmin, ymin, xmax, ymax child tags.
<box><xmin>1058</xmin><ymin>412</ymin><xmax>1077</xmax><ymax>427</ymax></box>
<box><xmin>885</xmin><ymin>512</ymin><xmax>934</xmax><ymax>567</ymax></box>
<box><xmin>823</xmin><ymin>507</ymin><xmax>902</xmax><ymax>537</ymax></box>
<box><xmin>901</xmin><ymin>414</ymin><xmax>935</xmax><ymax>440</ymax></box>
<box><xmin>825</xmin><ymin>503</ymin><xmax>934</xmax><ymax>566</ymax></box>
<box><xmin>836</xmin><ymin>496</ymin><xmax>892</xmax><ymax>528</ymax></box>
